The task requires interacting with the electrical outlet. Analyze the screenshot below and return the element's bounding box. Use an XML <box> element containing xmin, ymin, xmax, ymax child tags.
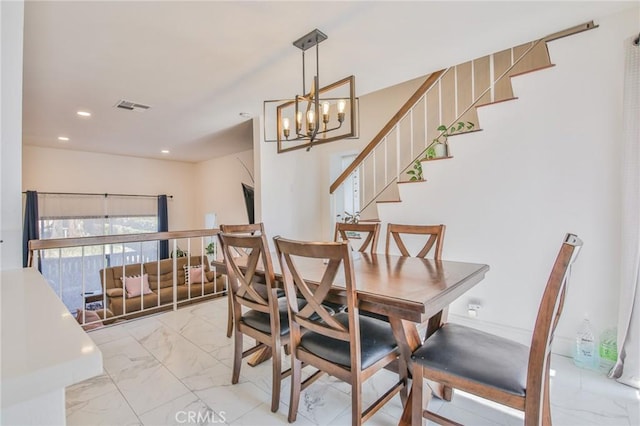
<box><xmin>467</xmin><ymin>303</ymin><xmax>481</xmax><ymax>318</ymax></box>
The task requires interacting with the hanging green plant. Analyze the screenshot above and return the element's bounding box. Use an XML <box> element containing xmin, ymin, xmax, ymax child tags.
<box><xmin>425</xmin><ymin>121</ymin><xmax>475</xmax><ymax>159</ymax></box>
<box><xmin>406</xmin><ymin>159</ymin><xmax>424</xmax><ymax>181</ymax></box>
<box><xmin>406</xmin><ymin>121</ymin><xmax>475</xmax><ymax>180</ymax></box>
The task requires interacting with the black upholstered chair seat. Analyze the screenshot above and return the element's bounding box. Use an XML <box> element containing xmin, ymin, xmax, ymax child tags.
<box><xmin>412</xmin><ymin>323</ymin><xmax>529</xmax><ymax>396</ymax></box>
<box><xmin>322</xmin><ymin>300</ymin><xmax>347</xmax><ymax>314</ymax></box>
<box><xmin>253</xmin><ymin>282</ymin><xmax>285</xmax><ymax>299</ymax></box>
<box><xmin>242</xmin><ymin>298</ymin><xmax>332</xmax><ymax>336</ymax></box>
<box><xmin>299</xmin><ymin>312</ymin><xmax>397</xmax><ymax>369</ymax></box>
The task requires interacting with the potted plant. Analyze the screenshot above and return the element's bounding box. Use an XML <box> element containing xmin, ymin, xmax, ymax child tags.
<box><xmin>426</xmin><ymin>121</ymin><xmax>475</xmax><ymax>159</ymax></box>
<box><xmin>205</xmin><ymin>241</ymin><xmax>216</xmax><ymax>262</ymax></box>
<box><xmin>170</xmin><ymin>246</ymin><xmax>189</xmax><ymax>258</ymax></box>
<box><xmin>407</xmin><ymin>121</ymin><xmax>475</xmax><ymax>181</ymax></box>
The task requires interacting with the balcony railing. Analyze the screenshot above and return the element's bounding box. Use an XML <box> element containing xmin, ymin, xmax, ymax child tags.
<box><xmin>28</xmin><ymin>229</ymin><xmax>223</xmax><ymax>330</ymax></box>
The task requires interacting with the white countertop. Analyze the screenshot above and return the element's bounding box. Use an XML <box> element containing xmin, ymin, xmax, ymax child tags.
<box><xmin>1</xmin><ymin>268</ymin><xmax>103</xmax><ymax>407</ymax></box>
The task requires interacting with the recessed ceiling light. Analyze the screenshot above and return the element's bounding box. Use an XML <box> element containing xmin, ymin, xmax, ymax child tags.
<box><xmin>58</xmin><ymin>136</ymin><xmax>70</xmax><ymax>141</ymax></box>
<box><xmin>76</xmin><ymin>111</ymin><xmax>91</xmax><ymax>117</ymax></box>
<box><xmin>161</xmin><ymin>150</ymin><xmax>170</xmax><ymax>154</ymax></box>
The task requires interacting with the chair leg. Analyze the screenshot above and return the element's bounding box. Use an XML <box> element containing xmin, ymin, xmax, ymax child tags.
<box><xmin>352</xmin><ymin>377</ymin><xmax>363</xmax><ymax>426</ymax></box>
<box><xmin>288</xmin><ymin>358</ymin><xmax>302</xmax><ymax>423</ymax></box>
<box><xmin>231</xmin><ymin>328</ymin><xmax>243</xmax><ymax>384</ymax></box>
<box><xmin>271</xmin><ymin>342</ymin><xmax>282</xmax><ymax>413</ymax></box>
<box><xmin>411</xmin><ymin>363</ymin><xmax>426</xmax><ymax>426</ymax></box>
<box><xmin>543</xmin><ymin>362</ymin><xmax>552</xmax><ymax>425</ymax></box>
<box><xmin>226</xmin><ymin>279</ymin><xmax>233</xmax><ymax>338</ymax></box>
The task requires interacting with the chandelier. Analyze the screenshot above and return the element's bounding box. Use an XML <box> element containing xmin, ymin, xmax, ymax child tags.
<box><xmin>269</xmin><ymin>29</ymin><xmax>357</xmax><ymax>153</ymax></box>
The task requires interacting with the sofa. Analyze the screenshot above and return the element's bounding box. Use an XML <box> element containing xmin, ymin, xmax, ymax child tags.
<box><xmin>99</xmin><ymin>255</ymin><xmax>224</xmax><ymax>317</ymax></box>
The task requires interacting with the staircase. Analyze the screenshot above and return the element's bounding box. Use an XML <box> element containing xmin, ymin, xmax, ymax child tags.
<box><xmin>329</xmin><ymin>21</ymin><xmax>596</xmax><ymax>222</ymax></box>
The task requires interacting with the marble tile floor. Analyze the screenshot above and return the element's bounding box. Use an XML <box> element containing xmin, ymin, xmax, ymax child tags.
<box><xmin>67</xmin><ymin>297</ymin><xmax>639</xmax><ymax>426</ymax></box>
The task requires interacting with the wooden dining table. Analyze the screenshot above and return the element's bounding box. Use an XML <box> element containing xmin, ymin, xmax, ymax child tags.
<box><xmin>212</xmin><ymin>251</ymin><xmax>489</xmax><ymax>425</ymax></box>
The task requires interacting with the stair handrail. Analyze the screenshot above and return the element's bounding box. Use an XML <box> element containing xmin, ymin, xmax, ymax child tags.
<box><xmin>329</xmin><ymin>69</ymin><xmax>445</xmax><ymax>194</ymax></box>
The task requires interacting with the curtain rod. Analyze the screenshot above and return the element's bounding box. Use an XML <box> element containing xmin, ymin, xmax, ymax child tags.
<box><xmin>22</xmin><ymin>191</ymin><xmax>173</xmax><ymax>199</ymax></box>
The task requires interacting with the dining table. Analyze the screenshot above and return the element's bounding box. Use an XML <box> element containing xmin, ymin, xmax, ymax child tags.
<box><xmin>212</xmin><ymin>250</ymin><xmax>489</xmax><ymax>426</ymax></box>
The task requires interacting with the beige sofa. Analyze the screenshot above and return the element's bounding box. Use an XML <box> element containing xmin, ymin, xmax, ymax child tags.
<box><xmin>99</xmin><ymin>256</ymin><xmax>224</xmax><ymax>317</ymax></box>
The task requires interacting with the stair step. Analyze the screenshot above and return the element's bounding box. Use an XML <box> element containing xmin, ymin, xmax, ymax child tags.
<box><xmin>510</xmin><ymin>63</ymin><xmax>555</xmax><ymax>78</ymax></box>
<box><xmin>398</xmin><ymin>179</ymin><xmax>427</xmax><ymax>184</ymax></box>
<box><xmin>476</xmin><ymin>96</ymin><xmax>519</xmax><ymax>109</ymax></box>
<box><xmin>359</xmin><ymin>203</ymin><xmax>380</xmax><ymax>222</ymax></box>
<box><xmin>421</xmin><ymin>156</ymin><xmax>453</xmax><ymax>163</ymax></box>
<box><xmin>376</xmin><ymin>199</ymin><xmax>402</xmax><ymax>204</ymax></box>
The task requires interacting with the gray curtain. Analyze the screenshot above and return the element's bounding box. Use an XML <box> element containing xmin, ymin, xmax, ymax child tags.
<box><xmin>158</xmin><ymin>195</ymin><xmax>169</xmax><ymax>259</ymax></box>
<box><xmin>22</xmin><ymin>190</ymin><xmax>39</xmax><ymax>268</ymax></box>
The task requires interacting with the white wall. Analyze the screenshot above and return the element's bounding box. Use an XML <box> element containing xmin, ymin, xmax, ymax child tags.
<box><xmin>377</xmin><ymin>8</ymin><xmax>636</xmax><ymax>354</ymax></box>
<box><xmin>22</xmin><ymin>146</ymin><xmax>199</xmax><ymax>231</ymax></box>
<box><xmin>257</xmin><ymin>8</ymin><xmax>636</xmax><ymax>355</ymax></box>
<box><xmin>1</xmin><ymin>0</ymin><xmax>25</xmax><ymax>270</ymax></box>
<box><xmin>195</xmin><ymin>148</ymin><xmax>254</xmax><ymax>227</ymax></box>
<box><xmin>257</xmin><ymin>76</ymin><xmax>426</xmax><ymax>242</ymax></box>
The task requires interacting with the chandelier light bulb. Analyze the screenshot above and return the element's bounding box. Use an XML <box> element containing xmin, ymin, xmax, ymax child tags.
<box><xmin>295</xmin><ymin>111</ymin><xmax>302</xmax><ymax>133</ymax></box>
<box><xmin>282</xmin><ymin>117</ymin><xmax>290</xmax><ymax>139</ymax></box>
<box><xmin>307</xmin><ymin>109</ymin><xmax>315</xmax><ymax>132</ymax></box>
<box><xmin>337</xmin><ymin>99</ymin><xmax>347</xmax><ymax>114</ymax></box>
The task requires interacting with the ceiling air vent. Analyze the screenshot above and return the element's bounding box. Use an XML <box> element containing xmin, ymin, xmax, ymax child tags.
<box><xmin>115</xmin><ymin>100</ymin><xmax>151</xmax><ymax>112</ymax></box>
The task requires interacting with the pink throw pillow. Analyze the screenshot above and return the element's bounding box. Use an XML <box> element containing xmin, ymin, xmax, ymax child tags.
<box><xmin>76</xmin><ymin>309</ymin><xmax>103</xmax><ymax>331</ymax></box>
<box><xmin>188</xmin><ymin>266</ymin><xmax>208</xmax><ymax>284</ymax></box>
<box><xmin>121</xmin><ymin>274</ymin><xmax>153</xmax><ymax>297</ymax></box>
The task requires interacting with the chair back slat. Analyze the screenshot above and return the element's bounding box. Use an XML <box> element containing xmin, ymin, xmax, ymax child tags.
<box><xmin>274</xmin><ymin>237</ymin><xmax>358</xmax><ymax>347</ymax></box>
<box><xmin>220</xmin><ymin>223</ymin><xmax>266</xmax><ymax>259</ymax></box>
<box><xmin>220</xmin><ymin>223</ymin><xmax>265</xmax><ymax>235</ymax></box>
<box><xmin>335</xmin><ymin>222</ymin><xmax>381</xmax><ymax>254</ymax></box>
<box><xmin>219</xmin><ymin>232</ymin><xmax>278</xmax><ymax>316</ymax></box>
<box><xmin>526</xmin><ymin>233</ymin><xmax>583</xmax><ymax>416</ymax></box>
<box><xmin>385</xmin><ymin>224</ymin><xmax>445</xmax><ymax>259</ymax></box>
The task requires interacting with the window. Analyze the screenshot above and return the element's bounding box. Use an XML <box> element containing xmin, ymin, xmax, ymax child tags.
<box><xmin>342</xmin><ymin>154</ymin><xmax>360</xmax><ymax>218</ymax></box>
<box><xmin>36</xmin><ymin>194</ymin><xmax>159</xmax><ymax>312</ymax></box>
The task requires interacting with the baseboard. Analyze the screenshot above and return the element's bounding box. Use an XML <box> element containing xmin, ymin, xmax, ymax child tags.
<box><xmin>448</xmin><ymin>313</ymin><xmax>573</xmax><ymax>357</ymax></box>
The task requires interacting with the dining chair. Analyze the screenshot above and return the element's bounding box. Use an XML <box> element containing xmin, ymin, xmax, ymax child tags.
<box><xmin>274</xmin><ymin>236</ymin><xmax>406</xmax><ymax>425</ymax></box>
<box><xmin>410</xmin><ymin>233</ymin><xmax>583</xmax><ymax>426</ymax></box>
<box><xmin>218</xmin><ymin>230</ymin><xmax>290</xmax><ymax>413</ymax></box>
<box><xmin>385</xmin><ymin>224</ymin><xmax>445</xmax><ymax>259</ymax></box>
<box><xmin>334</xmin><ymin>222</ymin><xmax>381</xmax><ymax>254</ymax></box>
<box><xmin>219</xmin><ymin>223</ymin><xmax>283</xmax><ymax>338</ymax></box>
<box><xmin>329</xmin><ymin>221</ymin><xmax>382</xmax><ymax>314</ymax></box>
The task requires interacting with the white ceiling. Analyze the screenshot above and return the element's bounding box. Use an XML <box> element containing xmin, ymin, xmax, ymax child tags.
<box><xmin>21</xmin><ymin>1</ymin><xmax>636</xmax><ymax>163</ymax></box>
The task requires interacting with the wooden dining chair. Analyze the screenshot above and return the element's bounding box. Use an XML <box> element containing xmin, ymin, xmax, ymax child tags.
<box><xmin>385</xmin><ymin>224</ymin><xmax>445</xmax><ymax>259</ymax></box>
<box><xmin>218</xmin><ymin>230</ymin><xmax>290</xmax><ymax>413</ymax></box>
<box><xmin>334</xmin><ymin>222</ymin><xmax>381</xmax><ymax>254</ymax></box>
<box><xmin>219</xmin><ymin>223</ymin><xmax>283</xmax><ymax>338</ymax></box>
<box><xmin>274</xmin><ymin>236</ymin><xmax>406</xmax><ymax>425</ymax></box>
<box><xmin>410</xmin><ymin>233</ymin><xmax>583</xmax><ymax>426</ymax></box>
